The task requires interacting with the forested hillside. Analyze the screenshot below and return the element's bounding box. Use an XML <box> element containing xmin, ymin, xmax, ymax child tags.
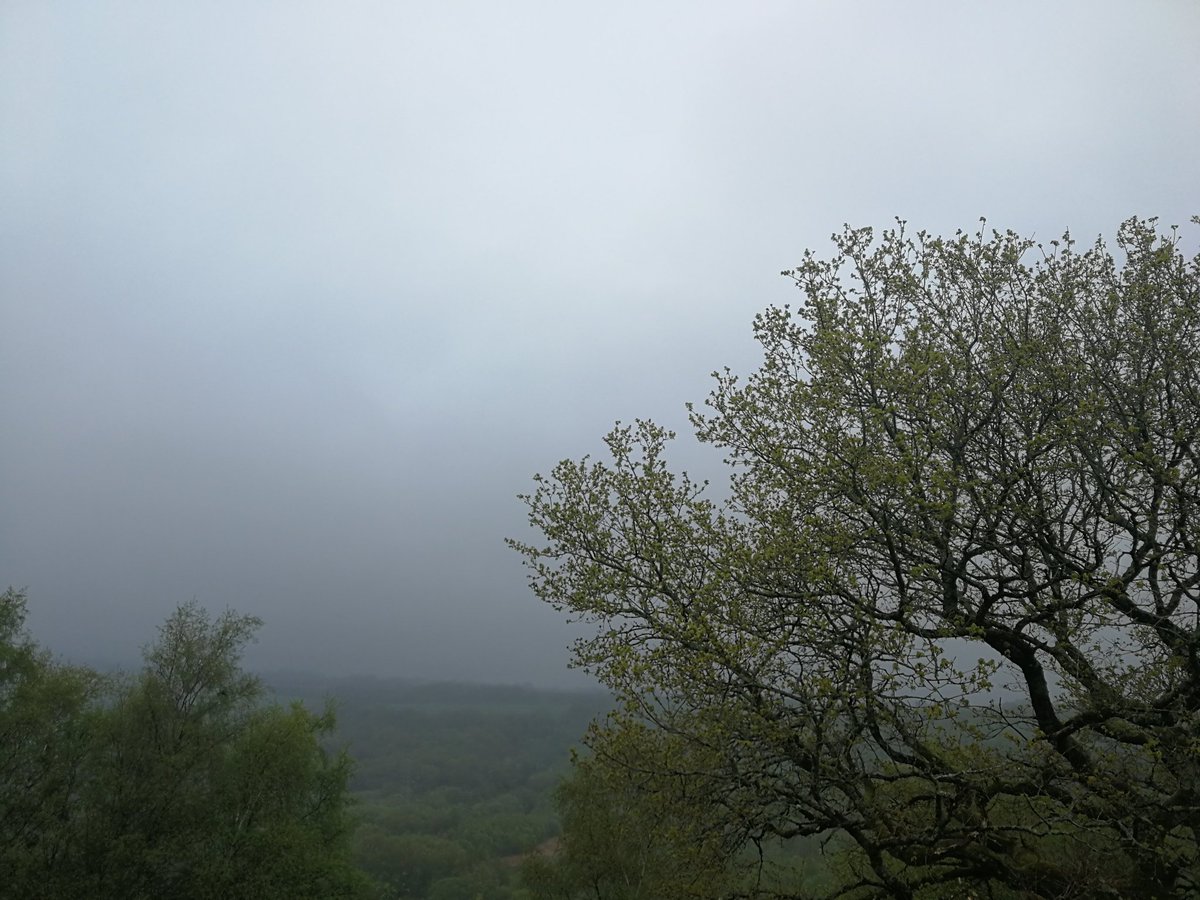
<box><xmin>1</xmin><ymin>590</ymin><xmax>617</xmax><ymax>900</ymax></box>
<box><xmin>268</xmin><ymin>674</ymin><xmax>613</xmax><ymax>900</ymax></box>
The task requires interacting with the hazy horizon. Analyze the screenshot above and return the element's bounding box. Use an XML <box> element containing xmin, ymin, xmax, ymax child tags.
<box><xmin>3</xmin><ymin>2</ymin><xmax>1198</xmax><ymax>687</ymax></box>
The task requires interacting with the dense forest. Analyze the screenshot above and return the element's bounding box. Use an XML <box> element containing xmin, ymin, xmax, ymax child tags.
<box><xmin>2</xmin><ymin>589</ymin><xmax>843</xmax><ymax>900</ymax></box>
<box><xmin>0</xmin><ymin>594</ymin><xmax>372</xmax><ymax>899</ymax></box>
<box><xmin>1</xmin><ymin>589</ymin><xmax>622</xmax><ymax>900</ymax></box>
<box><xmin>2</xmin><ymin>588</ymin><xmax>638</xmax><ymax>897</ymax></box>
<box><xmin>270</xmin><ymin>674</ymin><xmax>614</xmax><ymax>899</ymax></box>
<box><xmin>1</xmin><ymin>593</ymin><xmax>836</xmax><ymax>899</ymax></box>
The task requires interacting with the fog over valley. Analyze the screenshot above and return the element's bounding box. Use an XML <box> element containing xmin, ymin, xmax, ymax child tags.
<box><xmin>2</xmin><ymin>1</ymin><xmax>1198</xmax><ymax>686</ymax></box>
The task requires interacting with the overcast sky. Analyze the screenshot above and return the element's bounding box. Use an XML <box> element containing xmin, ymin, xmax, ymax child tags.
<box><xmin>2</xmin><ymin>1</ymin><xmax>1198</xmax><ymax>686</ymax></box>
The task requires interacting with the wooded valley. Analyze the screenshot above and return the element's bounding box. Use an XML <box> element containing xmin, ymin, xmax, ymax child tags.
<box><xmin>270</xmin><ymin>673</ymin><xmax>612</xmax><ymax>900</ymax></box>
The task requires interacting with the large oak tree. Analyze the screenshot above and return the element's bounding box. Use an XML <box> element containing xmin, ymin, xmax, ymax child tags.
<box><xmin>514</xmin><ymin>218</ymin><xmax>1200</xmax><ymax>898</ymax></box>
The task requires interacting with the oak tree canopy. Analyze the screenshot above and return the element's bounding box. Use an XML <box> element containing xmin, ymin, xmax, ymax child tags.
<box><xmin>514</xmin><ymin>218</ymin><xmax>1200</xmax><ymax>898</ymax></box>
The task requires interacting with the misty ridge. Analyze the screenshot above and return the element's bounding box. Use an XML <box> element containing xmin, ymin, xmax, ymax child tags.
<box><xmin>4</xmin><ymin>2</ymin><xmax>1200</xmax><ymax>899</ymax></box>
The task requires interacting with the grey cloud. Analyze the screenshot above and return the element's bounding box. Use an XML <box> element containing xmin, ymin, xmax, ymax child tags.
<box><xmin>2</xmin><ymin>1</ymin><xmax>1197</xmax><ymax>685</ymax></box>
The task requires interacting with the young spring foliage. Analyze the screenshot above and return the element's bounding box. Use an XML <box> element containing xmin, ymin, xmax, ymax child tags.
<box><xmin>522</xmin><ymin>720</ymin><xmax>738</xmax><ymax>900</ymax></box>
<box><xmin>513</xmin><ymin>218</ymin><xmax>1200</xmax><ymax>898</ymax></box>
<box><xmin>0</xmin><ymin>592</ymin><xmax>372</xmax><ymax>900</ymax></box>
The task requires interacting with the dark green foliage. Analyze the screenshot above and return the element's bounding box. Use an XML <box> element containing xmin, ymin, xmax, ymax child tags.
<box><xmin>0</xmin><ymin>593</ymin><xmax>372</xmax><ymax>900</ymax></box>
<box><xmin>0</xmin><ymin>589</ymin><xmax>103</xmax><ymax>892</ymax></box>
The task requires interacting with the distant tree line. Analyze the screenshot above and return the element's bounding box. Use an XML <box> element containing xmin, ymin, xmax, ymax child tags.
<box><xmin>315</xmin><ymin>675</ymin><xmax>610</xmax><ymax>899</ymax></box>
